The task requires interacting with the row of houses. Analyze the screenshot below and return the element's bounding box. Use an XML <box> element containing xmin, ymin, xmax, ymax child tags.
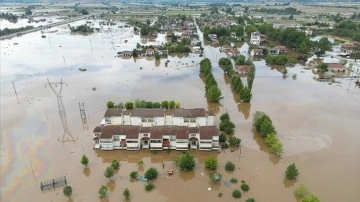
<box><xmin>117</xmin><ymin>48</ymin><xmax>168</xmax><ymax>57</ymax></box>
<box><xmin>93</xmin><ymin>125</ymin><xmax>219</xmax><ymax>151</ymax></box>
<box><xmin>339</xmin><ymin>42</ymin><xmax>357</xmax><ymax>56</ymax></box>
<box><xmin>101</xmin><ymin>108</ymin><xmax>214</xmax><ymax>127</ymax></box>
<box><xmin>93</xmin><ymin>108</ymin><xmax>219</xmax><ymax>151</ymax></box>
<box><xmin>250</xmin><ymin>46</ymin><xmax>288</xmax><ymax>57</ymax></box>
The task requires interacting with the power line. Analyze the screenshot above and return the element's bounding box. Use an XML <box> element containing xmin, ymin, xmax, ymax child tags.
<box><xmin>45</xmin><ymin>78</ymin><xmax>77</xmax><ymax>144</ymax></box>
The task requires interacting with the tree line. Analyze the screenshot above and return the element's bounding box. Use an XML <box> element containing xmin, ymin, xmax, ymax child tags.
<box><xmin>69</xmin><ymin>24</ymin><xmax>94</xmax><ymax>33</ymax></box>
<box><xmin>0</xmin><ymin>26</ymin><xmax>33</xmax><ymax>36</ymax></box>
<box><xmin>253</xmin><ymin>111</ymin><xmax>283</xmax><ymax>155</ymax></box>
<box><xmin>200</xmin><ymin>58</ymin><xmax>223</xmax><ymax>103</ymax></box>
<box><xmin>257</xmin><ymin>23</ymin><xmax>312</xmax><ymax>54</ymax></box>
<box><xmin>0</xmin><ymin>13</ymin><xmax>18</xmax><ymax>23</ymax></box>
<box><xmin>218</xmin><ymin>57</ymin><xmax>254</xmax><ymax>102</ymax></box>
<box><xmin>252</xmin><ymin>7</ymin><xmax>302</xmax><ymax>15</ymax></box>
<box><xmin>106</xmin><ymin>99</ymin><xmax>180</xmax><ymax>109</ymax></box>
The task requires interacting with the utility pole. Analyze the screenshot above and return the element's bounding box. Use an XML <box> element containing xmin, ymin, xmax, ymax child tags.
<box><xmin>79</xmin><ymin>102</ymin><xmax>88</xmax><ymax>130</ymax></box>
<box><xmin>12</xmin><ymin>82</ymin><xmax>20</xmax><ymax>104</ymax></box>
<box><xmin>45</xmin><ymin>78</ymin><xmax>77</xmax><ymax>143</ymax></box>
<box><xmin>62</xmin><ymin>55</ymin><xmax>67</xmax><ymax>68</ymax></box>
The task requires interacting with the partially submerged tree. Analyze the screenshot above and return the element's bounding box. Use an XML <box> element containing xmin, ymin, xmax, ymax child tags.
<box><xmin>63</xmin><ymin>186</ymin><xmax>72</xmax><ymax>198</ymax></box>
<box><xmin>123</xmin><ymin>188</ymin><xmax>131</xmax><ymax>199</ymax></box>
<box><xmin>286</xmin><ymin>163</ymin><xmax>299</xmax><ymax>180</ymax></box>
<box><xmin>81</xmin><ymin>155</ymin><xmax>89</xmax><ymax>167</ymax></box>
<box><xmin>98</xmin><ymin>185</ymin><xmax>108</xmax><ymax>198</ymax></box>
<box><xmin>111</xmin><ymin>160</ymin><xmax>120</xmax><ymax>170</ymax></box>
<box><xmin>104</xmin><ymin>167</ymin><xmax>114</xmax><ymax>179</ymax></box>
<box><xmin>144</xmin><ymin>167</ymin><xmax>158</xmax><ymax>181</ymax></box>
<box><xmin>294</xmin><ymin>184</ymin><xmax>309</xmax><ymax>198</ymax></box>
<box><xmin>175</xmin><ymin>152</ymin><xmax>196</xmax><ymax>171</ymax></box>
<box><xmin>204</xmin><ymin>156</ymin><xmax>217</xmax><ymax>170</ymax></box>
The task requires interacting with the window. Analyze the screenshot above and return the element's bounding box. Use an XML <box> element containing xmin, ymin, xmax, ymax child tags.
<box><xmin>113</xmin><ymin>136</ymin><xmax>120</xmax><ymax>141</ymax></box>
<box><xmin>184</xmin><ymin>118</ymin><xmax>190</xmax><ymax>123</ymax></box>
<box><xmin>190</xmin><ymin>118</ymin><xmax>196</xmax><ymax>123</ymax></box>
<box><xmin>191</xmin><ymin>134</ymin><xmax>196</xmax><ymax>137</ymax></box>
<box><xmin>143</xmin><ymin>134</ymin><xmax>149</xmax><ymax>137</ymax></box>
<box><xmin>141</xmin><ymin>118</ymin><xmax>147</xmax><ymax>122</ymax></box>
<box><xmin>148</xmin><ymin>118</ymin><xmax>153</xmax><ymax>122</ymax></box>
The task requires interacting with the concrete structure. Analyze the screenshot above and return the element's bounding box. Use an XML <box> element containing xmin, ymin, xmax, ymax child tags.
<box><xmin>250</xmin><ymin>32</ymin><xmax>261</xmax><ymax>45</ymax></box>
<box><xmin>93</xmin><ymin>108</ymin><xmax>219</xmax><ymax>151</ymax></box>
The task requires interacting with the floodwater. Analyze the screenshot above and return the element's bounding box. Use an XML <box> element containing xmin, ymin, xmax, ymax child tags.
<box><xmin>1</xmin><ymin>18</ymin><xmax>360</xmax><ymax>202</ymax></box>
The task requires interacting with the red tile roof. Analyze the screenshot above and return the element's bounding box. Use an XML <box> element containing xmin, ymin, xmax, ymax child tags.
<box><xmin>140</xmin><ymin>127</ymin><xmax>152</xmax><ymax>133</ymax></box>
<box><xmin>174</xmin><ymin>108</ymin><xmax>207</xmax><ymax>118</ymax></box>
<box><xmin>104</xmin><ymin>108</ymin><xmax>123</xmax><ymax>117</ymax></box>
<box><xmin>93</xmin><ymin>126</ymin><xmax>103</xmax><ymax>133</ymax></box>
<box><xmin>188</xmin><ymin>127</ymin><xmax>199</xmax><ymax>134</ymax></box>
<box><xmin>175</xmin><ymin>126</ymin><xmax>189</xmax><ymax>139</ymax></box>
<box><xmin>100</xmin><ymin>125</ymin><xmax>140</xmax><ymax>139</ymax></box>
<box><xmin>132</xmin><ymin>109</ymin><xmax>165</xmax><ymax>118</ymax></box>
<box><xmin>199</xmin><ymin>126</ymin><xmax>218</xmax><ymax>140</ymax></box>
<box><xmin>150</xmin><ymin>126</ymin><xmax>174</xmax><ymax>139</ymax></box>
<box><xmin>326</xmin><ymin>63</ymin><xmax>345</xmax><ymax>69</ymax></box>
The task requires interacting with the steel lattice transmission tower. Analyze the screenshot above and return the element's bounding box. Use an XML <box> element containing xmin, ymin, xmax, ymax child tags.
<box><xmin>46</xmin><ymin>78</ymin><xmax>77</xmax><ymax>143</ymax></box>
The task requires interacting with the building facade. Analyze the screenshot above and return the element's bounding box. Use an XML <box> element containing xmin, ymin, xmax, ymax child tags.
<box><xmin>93</xmin><ymin>108</ymin><xmax>219</xmax><ymax>151</ymax></box>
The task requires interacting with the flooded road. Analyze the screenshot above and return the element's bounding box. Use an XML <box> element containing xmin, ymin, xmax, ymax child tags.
<box><xmin>1</xmin><ymin>19</ymin><xmax>360</xmax><ymax>202</ymax></box>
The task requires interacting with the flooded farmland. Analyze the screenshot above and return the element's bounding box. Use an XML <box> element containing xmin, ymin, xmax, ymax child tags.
<box><xmin>1</xmin><ymin>18</ymin><xmax>360</xmax><ymax>202</ymax></box>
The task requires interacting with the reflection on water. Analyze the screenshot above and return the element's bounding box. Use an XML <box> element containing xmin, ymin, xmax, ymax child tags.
<box><xmin>83</xmin><ymin>167</ymin><xmax>91</xmax><ymax>177</ymax></box>
<box><xmin>283</xmin><ymin>178</ymin><xmax>296</xmax><ymax>188</ymax></box>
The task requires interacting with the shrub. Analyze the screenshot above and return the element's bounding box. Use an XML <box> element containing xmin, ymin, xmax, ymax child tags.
<box><xmin>205</xmin><ymin>156</ymin><xmax>217</xmax><ymax>170</ymax></box>
<box><xmin>218</xmin><ymin>192</ymin><xmax>223</xmax><ymax>197</ymax></box>
<box><xmin>98</xmin><ymin>185</ymin><xmax>108</xmax><ymax>198</ymax></box>
<box><xmin>63</xmin><ymin>186</ymin><xmax>72</xmax><ymax>197</ymax></box>
<box><xmin>294</xmin><ymin>184</ymin><xmax>309</xmax><ymax>198</ymax></box>
<box><xmin>229</xmin><ymin>136</ymin><xmax>241</xmax><ymax>147</ymax></box>
<box><xmin>123</xmin><ymin>188</ymin><xmax>130</xmax><ymax>199</ymax></box>
<box><xmin>130</xmin><ymin>171</ymin><xmax>138</xmax><ymax>180</ymax></box>
<box><xmin>80</xmin><ymin>155</ymin><xmax>89</xmax><ymax>167</ymax></box>
<box><xmin>145</xmin><ymin>182</ymin><xmax>155</xmax><ymax>191</ymax></box>
<box><xmin>137</xmin><ymin>160</ymin><xmax>144</xmax><ymax>168</ymax></box>
<box><xmin>232</xmin><ymin>189</ymin><xmax>242</xmax><ymax>198</ymax></box>
<box><xmin>104</xmin><ymin>167</ymin><xmax>114</xmax><ymax>179</ymax></box>
<box><xmin>245</xmin><ymin>198</ymin><xmax>256</xmax><ymax>202</ymax></box>
<box><xmin>111</xmin><ymin>160</ymin><xmax>120</xmax><ymax>170</ymax></box>
<box><xmin>175</xmin><ymin>152</ymin><xmax>196</xmax><ymax>171</ymax></box>
<box><xmin>219</xmin><ymin>133</ymin><xmax>226</xmax><ymax>142</ymax></box>
<box><xmin>144</xmin><ymin>167</ymin><xmax>158</xmax><ymax>181</ymax></box>
<box><xmin>230</xmin><ymin>177</ymin><xmax>238</xmax><ymax>183</ymax></box>
<box><xmin>106</xmin><ymin>101</ymin><xmax>115</xmax><ymax>108</ymax></box>
<box><xmin>241</xmin><ymin>183</ymin><xmax>250</xmax><ymax>191</ymax></box>
<box><xmin>210</xmin><ymin>172</ymin><xmax>222</xmax><ymax>183</ymax></box>
<box><xmin>286</xmin><ymin>163</ymin><xmax>299</xmax><ymax>180</ymax></box>
<box><xmin>221</xmin><ymin>143</ymin><xmax>229</xmax><ymax>149</ymax></box>
<box><xmin>225</xmin><ymin>161</ymin><xmax>235</xmax><ymax>171</ymax></box>
<box><xmin>301</xmin><ymin>194</ymin><xmax>320</xmax><ymax>202</ymax></box>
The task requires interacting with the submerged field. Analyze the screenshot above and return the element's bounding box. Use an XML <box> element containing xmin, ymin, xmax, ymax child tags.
<box><xmin>1</xmin><ymin>17</ymin><xmax>360</xmax><ymax>202</ymax></box>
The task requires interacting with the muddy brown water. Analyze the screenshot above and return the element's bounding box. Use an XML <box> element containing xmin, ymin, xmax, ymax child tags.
<box><xmin>1</xmin><ymin>19</ymin><xmax>360</xmax><ymax>202</ymax></box>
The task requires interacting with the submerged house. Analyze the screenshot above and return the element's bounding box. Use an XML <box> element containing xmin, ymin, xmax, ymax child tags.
<box><xmin>93</xmin><ymin>108</ymin><xmax>219</xmax><ymax>151</ymax></box>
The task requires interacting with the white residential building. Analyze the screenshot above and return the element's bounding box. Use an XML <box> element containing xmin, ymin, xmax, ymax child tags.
<box><xmin>250</xmin><ymin>32</ymin><xmax>261</xmax><ymax>45</ymax></box>
<box><xmin>93</xmin><ymin>108</ymin><xmax>219</xmax><ymax>151</ymax></box>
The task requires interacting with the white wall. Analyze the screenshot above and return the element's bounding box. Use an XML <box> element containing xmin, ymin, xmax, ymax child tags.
<box><xmin>112</xmin><ymin>116</ymin><xmax>123</xmax><ymax>125</ymax></box>
<box><xmin>130</xmin><ymin>117</ymin><xmax>142</xmax><ymax>125</ymax></box>
<box><xmin>154</xmin><ymin>117</ymin><xmax>165</xmax><ymax>125</ymax></box>
<box><xmin>173</xmin><ymin>117</ymin><xmax>183</xmax><ymax>125</ymax></box>
<box><xmin>165</xmin><ymin>115</ymin><xmax>173</xmax><ymax>125</ymax></box>
<box><xmin>123</xmin><ymin>115</ymin><xmax>131</xmax><ymax>125</ymax></box>
<box><xmin>197</xmin><ymin>117</ymin><xmax>207</xmax><ymax>126</ymax></box>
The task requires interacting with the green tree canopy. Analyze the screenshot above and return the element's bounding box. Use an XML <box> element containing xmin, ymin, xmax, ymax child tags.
<box><xmin>175</xmin><ymin>152</ymin><xmax>196</xmax><ymax>171</ymax></box>
<box><xmin>286</xmin><ymin>163</ymin><xmax>299</xmax><ymax>180</ymax></box>
<box><xmin>98</xmin><ymin>185</ymin><xmax>108</xmax><ymax>198</ymax></box>
<box><xmin>204</xmin><ymin>156</ymin><xmax>217</xmax><ymax>170</ymax></box>
<box><xmin>144</xmin><ymin>167</ymin><xmax>158</xmax><ymax>181</ymax></box>
<box><xmin>81</xmin><ymin>155</ymin><xmax>89</xmax><ymax>167</ymax></box>
<box><xmin>63</xmin><ymin>186</ymin><xmax>72</xmax><ymax>197</ymax></box>
<box><xmin>104</xmin><ymin>167</ymin><xmax>114</xmax><ymax>179</ymax></box>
